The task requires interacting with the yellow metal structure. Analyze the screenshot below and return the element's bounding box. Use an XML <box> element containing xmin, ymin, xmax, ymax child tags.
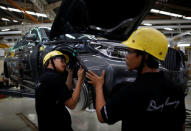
<box><xmin>0</xmin><ymin>43</ymin><xmax>9</xmax><ymax>48</ymax></box>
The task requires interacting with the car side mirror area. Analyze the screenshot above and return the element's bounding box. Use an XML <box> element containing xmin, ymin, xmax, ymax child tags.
<box><xmin>26</xmin><ymin>34</ymin><xmax>37</xmax><ymax>42</ymax></box>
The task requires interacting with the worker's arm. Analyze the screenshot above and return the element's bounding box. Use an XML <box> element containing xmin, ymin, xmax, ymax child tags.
<box><xmin>86</xmin><ymin>70</ymin><xmax>106</xmax><ymax>123</ymax></box>
<box><xmin>65</xmin><ymin>67</ymin><xmax>84</xmax><ymax>109</ymax></box>
<box><xmin>65</xmin><ymin>68</ymin><xmax>73</xmax><ymax>90</ymax></box>
<box><xmin>94</xmin><ymin>85</ymin><xmax>106</xmax><ymax>123</ymax></box>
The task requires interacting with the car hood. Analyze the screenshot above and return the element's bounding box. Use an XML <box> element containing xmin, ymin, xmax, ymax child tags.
<box><xmin>50</xmin><ymin>0</ymin><xmax>156</xmax><ymax>41</ymax></box>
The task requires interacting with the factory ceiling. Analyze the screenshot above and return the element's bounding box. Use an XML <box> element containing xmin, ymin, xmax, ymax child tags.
<box><xmin>0</xmin><ymin>0</ymin><xmax>191</xmax><ymax>38</ymax></box>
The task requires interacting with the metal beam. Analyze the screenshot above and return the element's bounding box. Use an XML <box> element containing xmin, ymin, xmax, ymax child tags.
<box><xmin>45</xmin><ymin>1</ymin><xmax>62</xmax><ymax>11</ymax></box>
<box><xmin>0</xmin><ymin>31</ymin><xmax>22</xmax><ymax>35</ymax></box>
<box><xmin>0</xmin><ymin>1</ymin><xmax>34</xmax><ymax>10</ymax></box>
<box><xmin>142</xmin><ymin>19</ymin><xmax>191</xmax><ymax>25</ymax></box>
<box><xmin>140</xmin><ymin>25</ymin><xmax>191</xmax><ymax>29</ymax></box>
<box><xmin>30</xmin><ymin>0</ymin><xmax>45</xmax><ymax>12</ymax></box>
<box><xmin>0</xmin><ymin>9</ymin><xmax>35</xmax><ymax>23</ymax></box>
<box><xmin>155</xmin><ymin>2</ymin><xmax>191</xmax><ymax>13</ymax></box>
<box><xmin>162</xmin><ymin>31</ymin><xmax>182</xmax><ymax>34</ymax></box>
<box><xmin>168</xmin><ymin>31</ymin><xmax>191</xmax><ymax>42</ymax></box>
<box><xmin>0</xmin><ymin>23</ymin><xmax>52</xmax><ymax>33</ymax></box>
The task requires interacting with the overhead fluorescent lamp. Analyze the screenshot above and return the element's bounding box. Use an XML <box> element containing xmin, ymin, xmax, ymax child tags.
<box><xmin>150</xmin><ymin>9</ymin><xmax>183</xmax><ymax>18</ymax></box>
<box><xmin>25</xmin><ymin>11</ymin><xmax>47</xmax><ymax>18</ymax></box>
<box><xmin>36</xmin><ymin>13</ymin><xmax>47</xmax><ymax>18</ymax></box>
<box><xmin>26</xmin><ymin>11</ymin><xmax>36</xmax><ymax>16</ymax></box>
<box><xmin>160</xmin><ymin>11</ymin><xmax>183</xmax><ymax>17</ymax></box>
<box><xmin>8</xmin><ymin>7</ymin><xmax>21</xmax><ymax>13</ymax></box>
<box><xmin>150</xmin><ymin>9</ymin><xmax>159</xmax><ymax>13</ymax></box>
<box><xmin>1</xmin><ymin>18</ymin><xmax>10</xmax><ymax>22</ymax></box>
<box><xmin>1</xmin><ymin>29</ymin><xmax>10</xmax><ymax>32</ymax></box>
<box><xmin>177</xmin><ymin>44</ymin><xmax>190</xmax><ymax>47</ymax></box>
<box><xmin>143</xmin><ymin>23</ymin><xmax>152</xmax><ymax>26</ymax></box>
<box><xmin>13</xmin><ymin>20</ymin><xmax>18</xmax><ymax>22</ymax></box>
<box><xmin>0</xmin><ymin>5</ymin><xmax>47</xmax><ymax>18</ymax></box>
<box><xmin>0</xmin><ymin>6</ymin><xmax>7</xmax><ymax>10</ymax></box>
<box><xmin>164</xmin><ymin>28</ymin><xmax>174</xmax><ymax>31</ymax></box>
<box><xmin>183</xmin><ymin>16</ymin><xmax>191</xmax><ymax>20</ymax></box>
<box><xmin>65</xmin><ymin>34</ymin><xmax>75</xmax><ymax>39</ymax></box>
<box><xmin>96</xmin><ymin>27</ymin><xmax>102</xmax><ymax>30</ymax></box>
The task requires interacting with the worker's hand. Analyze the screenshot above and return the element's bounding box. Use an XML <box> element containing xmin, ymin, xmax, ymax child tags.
<box><xmin>77</xmin><ymin>66</ymin><xmax>84</xmax><ymax>81</ymax></box>
<box><xmin>86</xmin><ymin>70</ymin><xmax>105</xmax><ymax>88</ymax></box>
<box><xmin>66</xmin><ymin>67</ymin><xmax>73</xmax><ymax>75</ymax></box>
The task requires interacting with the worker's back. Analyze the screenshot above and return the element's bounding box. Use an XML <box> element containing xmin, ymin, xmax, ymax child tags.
<box><xmin>108</xmin><ymin>71</ymin><xmax>185</xmax><ymax>131</ymax></box>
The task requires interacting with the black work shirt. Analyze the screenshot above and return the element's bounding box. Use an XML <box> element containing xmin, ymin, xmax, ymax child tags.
<box><xmin>35</xmin><ymin>69</ymin><xmax>72</xmax><ymax>131</ymax></box>
<box><xmin>101</xmin><ymin>71</ymin><xmax>186</xmax><ymax>131</ymax></box>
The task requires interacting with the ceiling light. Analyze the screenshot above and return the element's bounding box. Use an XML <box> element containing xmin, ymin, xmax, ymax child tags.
<box><xmin>1</xmin><ymin>29</ymin><xmax>10</xmax><ymax>32</ymax></box>
<box><xmin>177</xmin><ymin>44</ymin><xmax>190</xmax><ymax>47</ymax></box>
<box><xmin>160</xmin><ymin>11</ymin><xmax>183</xmax><ymax>17</ymax></box>
<box><xmin>65</xmin><ymin>34</ymin><xmax>75</xmax><ymax>39</ymax></box>
<box><xmin>96</xmin><ymin>27</ymin><xmax>102</xmax><ymax>30</ymax></box>
<box><xmin>36</xmin><ymin>13</ymin><xmax>47</xmax><ymax>18</ymax></box>
<box><xmin>0</xmin><ymin>5</ymin><xmax>47</xmax><ymax>18</ymax></box>
<box><xmin>25</xmin><ymin>11</ymin><xmax>47</xmax><ymax>18</ymax></box>
<box><xmin>150</xmin><ymin>9</ymin><xmax>183</xmax><ymax>18</ymax></box>
<box><xmin>143</xmin><ymin>23</ymin><xmax>152</xmax><ymax>26</ymax></box>
<box><xmin>164</xmin><ymin>28</ymin><xmax>174</xmax><ymax>31</ymax></box>
<box><xmin>0</xmin><ymin>6</ymin><xmax>7</xmax><ymax>10</ymax></box>
<box><xmin>183</xmin><ymin>16</ymin><xmax>191</xmax><ymax>20</ymax></box>
<box><xmin>8</xmin><ymin>7</ymin><xmax>21</xmax><ymax>13</ymax></box>
<box><xmin>13</xmin><ymin>20</ymin><xmax>18</xmax><ymax>22</ymax></box>
<box><xmin>150</xmin><ymin>9</ymin><xmax>159</xmax><ymax>13</ymax></box>
<box><xmin>26</xmin><ymin>11</ymin><xmax>36</xmax><ymax>16</ymax></box>
<box><xmin>1</xmin><ymin>18</ymin><xmax>10</xmax><ymax>22</ymax></box>
<box><xmin>151</xmin><ymin>9</ymin><xmax>191</xmax><ymax>20</ymax></box>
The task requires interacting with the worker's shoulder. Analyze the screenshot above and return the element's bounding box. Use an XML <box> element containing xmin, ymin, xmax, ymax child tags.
<box><xmin>160</xmin><ymin>72</ymin><xmax>185</xmax><ymax>96</ymax></box>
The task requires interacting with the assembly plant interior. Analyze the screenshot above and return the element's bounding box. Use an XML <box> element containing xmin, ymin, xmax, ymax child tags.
<box><xmin>0</xmin><ymin>0</ymin><xmax>191</xmax><ymax>131</ymax></box>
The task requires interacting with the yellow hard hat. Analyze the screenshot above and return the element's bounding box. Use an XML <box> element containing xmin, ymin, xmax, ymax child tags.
<box><xmin>43</xmin><ymin>50</ymin><xmax>69</xmax><ymax>65</ymax></box>
<box><xmin>122</xmin><ymin>27</ymin><xmax>168</xmax><ymax>61</ymax></box>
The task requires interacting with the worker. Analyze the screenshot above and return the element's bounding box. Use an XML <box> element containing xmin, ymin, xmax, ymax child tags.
<box><xmin>35</xmin><ymin>50</ymin><xmax>84</xmax><ymax>131</ymax></box>
<box><xmin>86</xmin><ymin>27</ymin><xmax>186</xmax><ymax>131</ymax></box>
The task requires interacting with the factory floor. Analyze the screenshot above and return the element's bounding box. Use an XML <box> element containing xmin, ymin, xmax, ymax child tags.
<box><xmin>0</xmin><ymin>96</ymin><xmax>121</xmax><ymax>131</ymax></box>
<box><xmin>0</xmin><ymin>90</ymin><xmax>190</xmax><ymax>131</ymax></box>
<box><xmin>0</xmin><ymin>80</ymin><xmax>190</xmax><ymax>131</ymax></box>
